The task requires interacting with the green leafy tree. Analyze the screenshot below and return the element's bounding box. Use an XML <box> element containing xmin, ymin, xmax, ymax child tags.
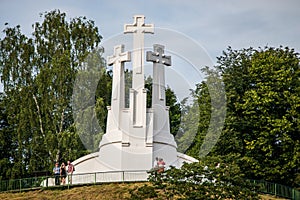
<box><xmin>184</xmin><ymin>46</ymin><xmax>299</xmax><ymax>186</ymax></box>
<box><xmin>212</xmin><ymin>46</ymin><xmax>300</xmax><ymax>186</ymax></box>
<box><xmin>93</xmin><ymin>70</ymin><xmax>113</xmax><ymax>147</ymax></box>
<box><xmin>130</xmin><ymin>156</ymin><xmax>259</xmax><ymax>199</ymax></box>
<box><xmin>73</xmin><ymin>48</ymin><xmax>106</xmax><ymax>152</ymax></box>
<box><xmin>0</xmin><ymin>93</ymin><xmax>14</xmax><ymax>180</ymax></box>
<box><xmin>166</xmin><ymin>87</ymin><xmax>181</xmax><ymax>136</ymax></box>
<box><xmin>179</xmin><ymin>65</ymin><xmax>226</xmax><ymax>157</ymax></box>
<box><xmin>0</xmin><ymin>9</ymin><xmax>102</xmax><ymax>178</ymax></box>
<box><xmin>183</xmin><ymin>82</ymin><xmax>211</xmax><ymax>156</ymax></box>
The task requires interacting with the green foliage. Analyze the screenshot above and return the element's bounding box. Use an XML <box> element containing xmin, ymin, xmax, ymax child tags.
<box><xmin>131</xmin><ymin>156</ymin><xmax>259</xmax><ymax>199</ymax></box>
<box><xmin>124</xmin><ymin>69</ymin><xmax>132</xmax><ymax>108</ymax></box>
<box><xmin>95</xmin><ymin>70</ymin><xmax>112</xmax><ymax>132</ymax></box>
<box><xmin>166</xmin><ymin>87</ymin><xmax>181</xmax><ymax>136</ymax></box>
<box><xmin>0</xmin><ymin>9</ymin><xmax>102</xmax><ymax>179</ymax></box>
<box><xmin>72</xmin><ymin>49</ymin><xmax>106</xmax><ymax>152</ymax></box>
<box><xmin>183</xmin><ymin>82</ymin><xmax>211</xmax><ymax>156</ymax></box>
<box><xmin>217</xmin><ymin>47</ymin><xmax>299</xmax><ymax>186</ymax></box>
<box><xmin>188</xmin><ymin>46</ymin><xmax>300</xmax><ymax>187</ymax></box>
<box><xmin>0</xmin><ymin>94</ymin><xmax>14</xmax><ymax>180</ymax></box>
<box><xmin>179</xmin><ymin>65</ymin><xmax>226</xmax><ymax>157</ymax></box>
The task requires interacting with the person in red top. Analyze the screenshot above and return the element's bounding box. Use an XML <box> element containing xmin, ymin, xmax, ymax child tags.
<box><xmin>67</xmin><ymin>160</ymin><xmax>74</xmax><ymax>184</ymax></box>
<box><xmin>157</xmin><ymin>158</ymin><xmax>166</xmax><ymax>173</ymax></box>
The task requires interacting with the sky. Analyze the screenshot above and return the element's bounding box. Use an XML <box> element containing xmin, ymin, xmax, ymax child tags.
<box><xmin>1</xmin><ymin>0</ymin><xmax>300</xmax><ymax>100</ymax></box>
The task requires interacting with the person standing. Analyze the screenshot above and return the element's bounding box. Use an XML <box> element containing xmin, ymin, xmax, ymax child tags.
<box><xmin>153</xmin><ymin>157</ymin><xmax>159</xmax><ymax>170</ymax></box>
<box><xmin>53</xmin><ymin>162</ymin><xmax>60</xmax><ymax>185</ymax></box>
<box><xmin>157</xmin><ymin>158</ymin><xmax>166</xmax><ymax>173</ymax></box>
<box><xmin>60</xmin><ymin>162</ymin><xmax>67</xmax><ymax>185</ymax></box>
<box><xmin>67</xmin><ymin>160</ymin><xmax>74</xmax><ymax>184</ymax></box>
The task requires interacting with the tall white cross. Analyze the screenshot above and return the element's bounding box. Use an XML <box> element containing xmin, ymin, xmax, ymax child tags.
<box><xmin>146</xmin><ymin>44</ymin><xmax>171</xmax><ymax>106</ymax></box>
<box><xmin>124</xmin><ymin>15</ymin><xmax>154</xmax><ymax>126</ymax></box>
<box><xmin>124</xmin><ymin>15</ymin><xmax>154</xmax><ymax>89</ymax></box>
<box><xmin>107</xmin><ymin>44</ymin><xmax>131</xmax><ymax>128</ymax></box>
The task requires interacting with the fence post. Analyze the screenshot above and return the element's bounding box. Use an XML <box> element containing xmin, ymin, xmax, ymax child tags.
<box><xmin>19</xmin><ymin>179</ymin><xmax>22</xmax><ymax>192</ymax></box>
<box><xmin>67</xmin><ymin>174</ymin><xmax>70</xmax><ymax>190</ymax></box>
<box><xmin>94</xmin><ymin>173</ymin><xmax>96</xmax><ymax>185</ymax></box>
<box><xmin>291</xmin><ymin>188</ymin><xmax>294</xmax><ymax>200</ymax></box>
<box><xmin>274</xmin><ymin>183</ymin><xmax>277</xmax><ymax>197</ymax></box>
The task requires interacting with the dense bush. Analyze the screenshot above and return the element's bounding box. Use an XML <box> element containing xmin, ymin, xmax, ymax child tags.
<box><xmin>130</xmin><ymin>156</ymin><xmax>259</xmax><ymax>199</ymax></box>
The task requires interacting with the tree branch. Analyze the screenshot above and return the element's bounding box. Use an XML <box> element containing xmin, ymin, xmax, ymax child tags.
<box><xmin>32</xmin><ymin>94</ymin><xmax>45</xmax><ymax>137</ymax></box>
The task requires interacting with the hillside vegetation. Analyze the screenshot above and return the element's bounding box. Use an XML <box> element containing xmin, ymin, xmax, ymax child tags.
<box><xmin>0</xmin><ymin>183</ymin><xmax>288</xmax><ymax>200</ymax></box>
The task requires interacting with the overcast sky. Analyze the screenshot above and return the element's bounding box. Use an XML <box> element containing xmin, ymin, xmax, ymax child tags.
<box><xmin>1</xmin><ymin>0</ymin><xmax>300</xmax><ymax>99</ymax></box>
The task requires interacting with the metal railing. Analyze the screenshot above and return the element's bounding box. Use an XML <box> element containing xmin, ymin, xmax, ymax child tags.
<box><xmin>0</xmin><ymin>176</ymin><xmax>46</xmax><ymax>192</ymax></box>
<box><xmin>0</xmin><ymin>170</ymin><xmax>148</xmax><ymax>192</ymax></box>
<box><xmin>250</xmin><ymin>179</ymin><xmax>300</xmax><ymax>200</ymax></box>
<box><xmin>1</xmin><ymin>172</ymin><xmax>299</xmax><ymax>200</ymax></box>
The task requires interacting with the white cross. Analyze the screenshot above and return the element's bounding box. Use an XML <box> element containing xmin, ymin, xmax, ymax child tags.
<box><xmin>124</xmin><ymin>15</ymin><xmax>154</xmax><ymax>127</ymax></box>
<box><xmin>108</xmin><ymin>45</ymin><xmax>131</xmax><ymax>66</ymax></box>
<box><xmin>146</xmin><ymin>45</ymin><xmax>171</xmax><ymax>66</ymax></box>
<box><xmin>124</xmin><ymin>15</ymin><xmax>154</xmax><ymax>34</ymax></box>
<box><xmin>146</xmin><ymin>44</ymin><xmax>171</xmax><ymax>103</ymax></box>
<box><xmin>124</xmin><ymin>15</ymin><xmax>154</xmax><ymax>75</ymax></box>
<box><xmin>107</xmin><ymin>44</ymin><xmax>130</xmax><ymax>101</ymax></box>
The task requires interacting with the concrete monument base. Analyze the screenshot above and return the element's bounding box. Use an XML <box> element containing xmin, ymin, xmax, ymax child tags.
<box><xmin>71</xmin><ymin>151</ymin><xmax>198</xmax><ymax>175</ymax></box>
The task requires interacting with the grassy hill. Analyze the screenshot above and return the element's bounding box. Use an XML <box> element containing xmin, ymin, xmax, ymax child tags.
<box><xmin>0</xmin><ymin>182</ymin><xmax>288</xmax><ymax>200</ymax></box>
